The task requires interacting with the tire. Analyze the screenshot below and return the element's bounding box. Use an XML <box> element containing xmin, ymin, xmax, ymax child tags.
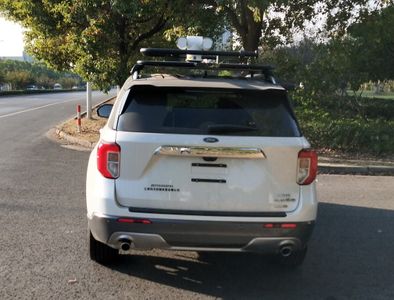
<box><xmin>89</xmin><ymin>231</ymin><xmax>119</xmax><ymax>264</ymax></box>
<box><xmin>277</xmin><ymin>246</ymin><xmax>307</xmax><ymax>268</ymax></box>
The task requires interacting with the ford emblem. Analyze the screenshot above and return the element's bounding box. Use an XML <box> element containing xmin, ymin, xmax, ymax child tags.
<box><xmin>203</xmin><ymin>137</ymin><xmax>219</xmax><ymax>143</ymax></box>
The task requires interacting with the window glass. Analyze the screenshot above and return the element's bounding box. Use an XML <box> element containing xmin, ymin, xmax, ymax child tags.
<box><xmin>117</xmin><ymin>87</ymin><xmax>301</xmax><ymax>137</ymax></box>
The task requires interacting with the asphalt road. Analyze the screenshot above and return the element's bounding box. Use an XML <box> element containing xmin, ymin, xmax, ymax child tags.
<box><xmin>0</xmin><ymin>93</ymin><xmax>393</xmax><ymax>299</ymax></box>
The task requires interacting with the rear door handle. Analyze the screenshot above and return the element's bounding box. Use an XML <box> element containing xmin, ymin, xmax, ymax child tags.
<box><xmin>155</xmin><ymin>146</ymin><xmax>266</xmax><ymax>159</ymax></box>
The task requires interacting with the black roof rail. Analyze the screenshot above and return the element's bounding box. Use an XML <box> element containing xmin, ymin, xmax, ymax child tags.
<box><xmin>130</xmin><ymin>60</ymin><xmax>275</xmax><ymax>82</ymax></box>
<box><xmin>130</xmin><ymin>48</ymin><xmax>276</xmax><ymax>84</ymax></box>
<box><xmin>131</xmin><ymin>60</ymin><xmax>273</xmax><ymax>72</ymax></box>
<box><xmin>140</xmin><ymin>48</ymin><xmax>258</xmax><ymax>58</ymax></box>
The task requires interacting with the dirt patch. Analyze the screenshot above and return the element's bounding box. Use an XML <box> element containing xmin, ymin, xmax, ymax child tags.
<box><xmin>57</xmin><ymin>99</ymin><xmax>114</xmax><ymax>144</ymax></box>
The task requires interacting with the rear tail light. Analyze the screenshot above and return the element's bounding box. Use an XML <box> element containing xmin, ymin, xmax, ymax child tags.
<box><xmin>297</xmin><ymin>149</ymin><xmax>317</xmax><ymax>185</ymax></box>
<box><xmin>97</xmin><ymin>142</ymin><xmax>120</xmax><ymax>179</ymax></box>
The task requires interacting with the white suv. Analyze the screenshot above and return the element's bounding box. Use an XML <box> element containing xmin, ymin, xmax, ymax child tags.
<box><xmin>86</xmin><ymin>48</ymin><xmax>318</xmax><ymax>267</ymax></box>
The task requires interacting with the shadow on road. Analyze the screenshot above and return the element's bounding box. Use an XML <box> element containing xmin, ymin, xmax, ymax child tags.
<box><xmin>108</xmin><ymin>203</ymin><xmax>394</xmax><ymax>299</ymax></box>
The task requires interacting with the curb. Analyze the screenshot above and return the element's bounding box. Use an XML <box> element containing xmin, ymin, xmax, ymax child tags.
<box><xmin>55</xmin><ymin>128</ymin><xmax>96</xmax><ymax>149</ymax></box>
<box><xmin>319</xmin><ymin>164</ymin><xmax>394</xmax><ymax>176</ymax></box>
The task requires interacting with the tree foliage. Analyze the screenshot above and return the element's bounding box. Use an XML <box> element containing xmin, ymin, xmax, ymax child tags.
<box><xmin>262</xmin><ymin>13</ymin><xmax>394</xmax><ymax>100</ymax></box>
<box><xmin>0</xmin><ymin>0</ymin><xmax>224</xmax><ymax>90</ymax></box>
<box><xmin>194</xmin><ymin>0</ymin><xmax>373</xmax><ymax>51</ymax></box>
<box><xmin>0</xmin><ymin>0</ymin><xmax>388</xmax><ymax>90</ymax></box>
<box><xmin>0</xmin><ymin>68</ymin><xmax>4</xmax><ymax>84</ymax></box>
<box><xmin>264</xmin><ymin>38</ymin><xmax>373</xmax><ymax>99</ymax></box>
<box><xmin>0</xmin><ymin>59</ymin><xmax>81</xmax><ymax>89</ymax></box>
<box><xmin>0</xmin><ymin>0</ymin><xmax>171</xmax><ymax>89</ymax></box>
<box><xmin>348</xmin><ymin>5</ymin><xmax>394</xmax><ymax>82</ymax></box>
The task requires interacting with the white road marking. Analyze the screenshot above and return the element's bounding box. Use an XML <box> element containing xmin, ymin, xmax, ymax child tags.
<box><xmin>0</xmin><ymin>98</ymin><xmax>81</xmax><ymax>120</ymax></box>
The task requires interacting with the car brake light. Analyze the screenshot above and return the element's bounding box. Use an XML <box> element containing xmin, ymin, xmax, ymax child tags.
<box><xmin>97</xmin><ymin>142</ymin><xmax>121</xmax><ymax>179</ymax></box>
<box><xmin>297</xmin><ymin>149</ymin><xmax>317</xmax><ymax>185</ymax></box>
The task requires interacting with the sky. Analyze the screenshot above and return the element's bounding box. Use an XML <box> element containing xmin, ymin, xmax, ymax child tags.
<box><xmin>0</xmin><ymin>17</ymin><xmax>24</xmax><ymax>56</ymax></box>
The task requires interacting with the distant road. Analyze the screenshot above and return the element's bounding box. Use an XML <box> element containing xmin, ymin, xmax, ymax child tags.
<box><xmin>0</xmin><ymin>90</ymin><xmax>115</xmax><ymax>120</ymax></box>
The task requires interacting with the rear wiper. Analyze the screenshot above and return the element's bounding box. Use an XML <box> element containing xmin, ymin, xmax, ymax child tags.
<box><xmin>207</xmin><ymin>124</ymin><xmax>258</xmax><ymax>133</ymax></box>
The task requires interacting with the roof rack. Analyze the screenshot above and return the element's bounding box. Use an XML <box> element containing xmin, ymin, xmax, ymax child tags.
<box><xmin>140</xmin><ymin>48</ymin><xmax>258</xmax><ymax>59</ymax></box>
<box><xmin>130</xmin><ymin>48</ymin><xmax>276</xmax><ymax>84</ymax></box>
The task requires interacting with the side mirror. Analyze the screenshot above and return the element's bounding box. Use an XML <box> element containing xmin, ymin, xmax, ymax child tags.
<box><xmin>97</xmin><ymin>104</ymin><xmax>113</xmax><ymax>118</ymax></box>
<box><xmin>281</xmin><ymin>82</ymin><xmax>296</xmax><ymax>91</ymax></box>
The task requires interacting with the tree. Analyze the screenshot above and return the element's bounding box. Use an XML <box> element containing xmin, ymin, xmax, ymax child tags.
<box><xmin>2</xmin><ymin>1</ymin><xmax>378</xmax><ymax>90</ymax></box>
<box><xmin>59</xmin><ymin>77</ymin><xmax>80</xmax><ymax>89</ymax></box>
<box><xmin>0</xmin><ymin>0</ymin><xmax>172</xmax><ymax>89</ymax></box>
<box><xmin>0</xmin><ymin>68</ymin><xmax>4</xmax><ymax>84</ymax></box>
<box><xmin>5</xmin><ymin>70</ymin><xmax>33</xmax><ymax>89</ymax></box>
<box><xmin>194</xmin><ymin>0</ymin><xmax>376</xmax><ymax>51</ymax></box>
<box><xmin>261</xmin><ymin>37</ymin><xmax>371</xmax><ymax>99</ymax></box>
<box><xmin>0</xmin><ymin>59</ymin><xmax>82</xmax><ymax>90</ymax></box>
<box><xmin>0</xmin><ymin>1</ymin><xmax>224</xmax><ymax>90</ymax></box>
<box><xmin>35</xmin><ymin>74</ymin><xmax>55</xmax><ymax>89</ymax></box>
<box><xmin>348</xmin><ymin>5</ymin><xmax>394</xmax><ymax>83</ymax></box>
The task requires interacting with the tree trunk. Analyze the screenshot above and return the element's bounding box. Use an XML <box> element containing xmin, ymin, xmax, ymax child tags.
<box><xmin>242</xmin><ymin>28</ymin><xmax>261</xmax><ymax>51</ymax></box>
<box><xmin>238</xmin><ymin>1</ymin><xmax>262</xmax><ymax>51</ymax></box>
<box><xmin>114</xmin><ymin>15</ymin><xmax>129</xmax><ymax>87</ymax></box>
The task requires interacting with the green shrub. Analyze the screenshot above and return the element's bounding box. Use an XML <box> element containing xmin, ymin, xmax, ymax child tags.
<box><xmin>292</xmin><ymin>94</ymin><xmax>394</xmax><ymax>121</ymax></box>
<box><xmin>295</xmin><ymin>105</ymin><xmax>394</xmax><ymax>155</ymax></box>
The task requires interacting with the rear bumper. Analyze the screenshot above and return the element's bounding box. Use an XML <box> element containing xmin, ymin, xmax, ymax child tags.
<box><xmin>89</xmin><ymin>213</ymin><xmax>315</xmax><ymax>253</ymax></box>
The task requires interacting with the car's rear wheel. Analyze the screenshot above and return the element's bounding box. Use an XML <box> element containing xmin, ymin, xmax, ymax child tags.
<box><xmin>89</xmin><ymin>231</ymin><xmax>119</xmax><ymax>264</ymax></box>
<box><xmin>277</xmin><ymin>246</ymin><xmax>307</xmax><ymax>268</ymax></box>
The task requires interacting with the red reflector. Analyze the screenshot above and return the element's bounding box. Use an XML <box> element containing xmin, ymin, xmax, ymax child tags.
<box><xmin>281</xmin><ymin>223</ymin><xmax>297</xmax><ymax>229</ymax></box>
<box><xmin>117</xmin><ymin>218</ymin><xmax>152</xmax><ymax>224</ymax></box>
<box><xmin>117</xmin><ymin>218</ymin><xmax>135</xmax><ymax>223</ymax></box>
<box><xmin>263</xmin><ymin>223</ymin><xmax>274</xmax><ymax>228</ymax></box>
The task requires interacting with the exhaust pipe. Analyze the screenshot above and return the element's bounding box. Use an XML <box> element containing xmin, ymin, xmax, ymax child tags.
<box><xmin>279</xmin><ymin>244</ymin><xmax>294</xmax><ymax>257</ymax></box>
<box><xmin>118</xmin><ymin>238</ymin><xmax>132</xmax><ymax>251</ymax></box>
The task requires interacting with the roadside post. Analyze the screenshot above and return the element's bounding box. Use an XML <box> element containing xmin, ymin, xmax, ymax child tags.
<box><xmin>86</xmin><ymin>82</ymin><xmax>92</xmax><ymax>119</ymax></box>
<box><xmin>76</xmin><ymin>105</ymin><xmax>81</xmax><ymax>133</ymax></box>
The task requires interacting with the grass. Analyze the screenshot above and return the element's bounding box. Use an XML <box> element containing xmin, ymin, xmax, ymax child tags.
<box><xmin>294</xmin><ymin>93</ymin><xmax>394</xmax><ymax>157</ymax></box>
<box><xmin>351</xmin><ymin>90</ymin><xmax>394</xmax><ymax>100</ymax></box>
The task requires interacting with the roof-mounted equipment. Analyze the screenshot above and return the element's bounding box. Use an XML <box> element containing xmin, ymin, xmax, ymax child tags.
<box><xmin>130</xmin><ymin>36</ymin><xmax>276</xmax><ymax>84</ymax></box>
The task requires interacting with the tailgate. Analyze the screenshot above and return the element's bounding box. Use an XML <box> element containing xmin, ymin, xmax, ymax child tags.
<box><xmin>115</xmin><ymin>133</ymin><xmax>304</xmax><ymax>214</ymax></box>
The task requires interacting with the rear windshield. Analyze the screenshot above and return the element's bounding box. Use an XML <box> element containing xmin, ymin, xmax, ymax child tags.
<box><xmin>117</xmin><ymin>86</ymin><xmax>301</xmax><ymax>137</ymax></box>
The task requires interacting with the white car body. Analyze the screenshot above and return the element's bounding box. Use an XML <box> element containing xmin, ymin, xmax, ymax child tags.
<box><xmin>86</xmin><ymin>75</ymin><xmax>318</xmax><ymax>266</ymax></box>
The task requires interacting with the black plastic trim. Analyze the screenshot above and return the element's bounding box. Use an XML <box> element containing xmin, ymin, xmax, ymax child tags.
<box><xmin>191</xmin><ymin>178</ymin><xmax>226</xmax><ymax>183</ymax></box>
<box><xmin>127</xmin><ymin>207</ymin><xmax>287</xmax><ymax>217</ymax></box>
<box><xmin>132</xmin><ymin>60</ymin><xmax>273</xmax><ymax>73</ymax></box>
<box><xmin>191</xmin><ymin>163</ymin><xmax>227</xmax><ymax>168</ymax></box>
<box><xmin>89</xmin><ymin>214</ymin><xmax>314</xmax><ymax>251</ymax></box>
